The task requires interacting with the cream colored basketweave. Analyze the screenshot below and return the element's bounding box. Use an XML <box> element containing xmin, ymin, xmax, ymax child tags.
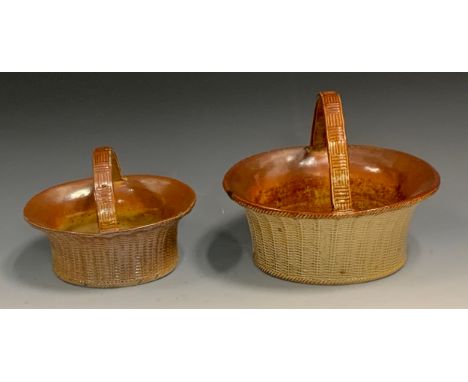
<box><xmin>223</xmin><ymin>91</ymin><xmax>440</xmax><ymax>284</ymax></box>
<box><xmin>24</xmin><ymin>147</ymin><xmax>196</xmax><ymax>288</ymax></box>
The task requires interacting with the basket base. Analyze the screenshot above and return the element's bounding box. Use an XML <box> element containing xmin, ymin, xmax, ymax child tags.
<box><xmin>53</xmin><ymin>261</ymin><xmax>178</xmax><ymax>288</ymax></box>
<box><xmin>253</xmin><ymin>255</ymin><xmax>407</xmax><ymax>285</ymax></box>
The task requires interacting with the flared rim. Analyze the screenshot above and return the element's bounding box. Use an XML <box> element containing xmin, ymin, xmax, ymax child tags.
<box><xmin>24</xmin><ymin>174</ymin><xmax>196</xmax><ymax>237</ymax></box>
<box><xmin>223</xmin><ymin>144</ymin><xmax>440</xmax><ymax>219</ymax></box>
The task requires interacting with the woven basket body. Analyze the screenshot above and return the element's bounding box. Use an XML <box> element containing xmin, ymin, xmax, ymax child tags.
<box><xmin>47</xmin><ymin>221</ymin><xmax>179</xmax><ymax>288</ymax></box>
<box><xmin>224</xmin><ymin>91</ymin><xmax>440</xmax><ymax>285</ymax></box>
<box><xmin>246</xmin><ymin>206</ymin><xmax>415</xmax><ymax>285</ymax></box>
<box><xmin>25</xmin><ymin>147</ymin><xmax>195</xmax><ymax>288</ymax></box>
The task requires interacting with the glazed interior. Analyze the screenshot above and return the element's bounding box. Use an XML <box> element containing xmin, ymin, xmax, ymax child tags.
<box><xmin>24</xmin><ymin>175</ymin><xmax>196</xmax><ymax>234</ymax></box>
<box><xmin>223</xmin><ymin>145</ymin><xmax>440</xmax><ymax>214</ymax></box>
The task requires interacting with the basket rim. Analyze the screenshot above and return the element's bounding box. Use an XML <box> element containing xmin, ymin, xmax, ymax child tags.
<box><xmin>223</xmin><ymin>144</ymin><xmax>440</xmax><ymax>219</ymax></box>
<box><xmin>24</xmin><ymin>174</ymin><xmax>196</xmax><ymax>237</ymax></box>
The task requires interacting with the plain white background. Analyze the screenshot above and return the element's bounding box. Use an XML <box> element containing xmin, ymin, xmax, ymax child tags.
<box><xmin>1</xmin><ymin>1</ymin><xmax>467</xmax><ymax>381</ymax></box>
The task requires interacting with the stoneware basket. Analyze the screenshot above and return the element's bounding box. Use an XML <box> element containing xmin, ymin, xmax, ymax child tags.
<box><xmin>24</xmin><ymin>147</ymin><xmax>196</xmax><ymax>288</ymax></box>
<box><xmin>223</xmin><ymin>91</ymin><xmax>440</xmax><ymax>285</ymax></box>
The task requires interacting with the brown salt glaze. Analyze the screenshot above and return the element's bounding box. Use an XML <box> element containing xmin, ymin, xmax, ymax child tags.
<box><xmin>224</xmin><ymin>94</ymin><xmax>440</xmax><ymax>218</ymax></box>
<box><xmin>24</xmin><ymin>147</ymin><xmax>196</xmax><ymax>288</ymax></box>
<box><xmin>223</xmin><ymin>91</ymin><xmax>440</xmax><ymax>285</ymax></box>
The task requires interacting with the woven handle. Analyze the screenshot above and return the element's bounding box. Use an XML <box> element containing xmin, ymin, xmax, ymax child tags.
<box><xmin>93</xmin><ymin>147</ymin><xmax>123</xmax><ymax>233</ymax></box>
<box><xmin>310</xmin><ymin>91</ymin><xmax>353</xmax><ymax>212</ymax></box>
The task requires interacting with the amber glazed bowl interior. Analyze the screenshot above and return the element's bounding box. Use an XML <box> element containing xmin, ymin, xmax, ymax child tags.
<box><xmin>223</xmin><ymin>145</ymin><xmax>440</xmax><ymax>217</ymax></box>
<box><xmin>24</xmin><ymin>175</ymin><xmax>196</xmax><ymax>235</ymax></box>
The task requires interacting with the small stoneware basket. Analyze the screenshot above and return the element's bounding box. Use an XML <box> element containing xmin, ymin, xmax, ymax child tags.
<box><xmin>24</xmin><ymin>147</ymin><xmax>196</xmax><ymax>288</ymax></box>
<box><xmin>223</xmin><ymin>91</ymin><xmax>440</xmax><ymax>285</ymax></box>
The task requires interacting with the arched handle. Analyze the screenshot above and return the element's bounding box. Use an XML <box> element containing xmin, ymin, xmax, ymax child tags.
<box><xmin>93</xmin><ymin>147</ymin><xmax>123</xmax><ymax>233</ymax></box>
<box><xmin>310</xmin><ymin>91</ymin><xmax>353</xmax><ymax>212</ymax></box>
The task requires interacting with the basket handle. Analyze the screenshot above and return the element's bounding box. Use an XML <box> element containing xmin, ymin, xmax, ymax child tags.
<box><xmin>93</xmin><ymin>146</ymin><xmax>123</xmax><ymax>233</ymax></box>
<box><xmin>310</xmin><ymin>91</ymin><xmax>353</xmax><ymax>212</ymax></box>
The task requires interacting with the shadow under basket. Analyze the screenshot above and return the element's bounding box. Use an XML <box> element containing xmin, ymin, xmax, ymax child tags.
<box><xmin>223</xmin><ymin>91</ymin><xmax>440</xmax><ymax>285</ymax></box>
<box><xmin>24</xmin><ymin>147</ymin><xmax>196</xmax><ymax>288</ymax></box>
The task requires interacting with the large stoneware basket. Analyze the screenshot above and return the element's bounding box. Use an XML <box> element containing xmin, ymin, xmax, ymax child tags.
<box><xmin>24</xmin><ymin>147</ymin><xmax>196</xmax><ymax>288</ymax></box>
<box><xmin>223</xmin><ymin>91</ymin><xmax>440</xmax><ymax>285</ymax></box>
